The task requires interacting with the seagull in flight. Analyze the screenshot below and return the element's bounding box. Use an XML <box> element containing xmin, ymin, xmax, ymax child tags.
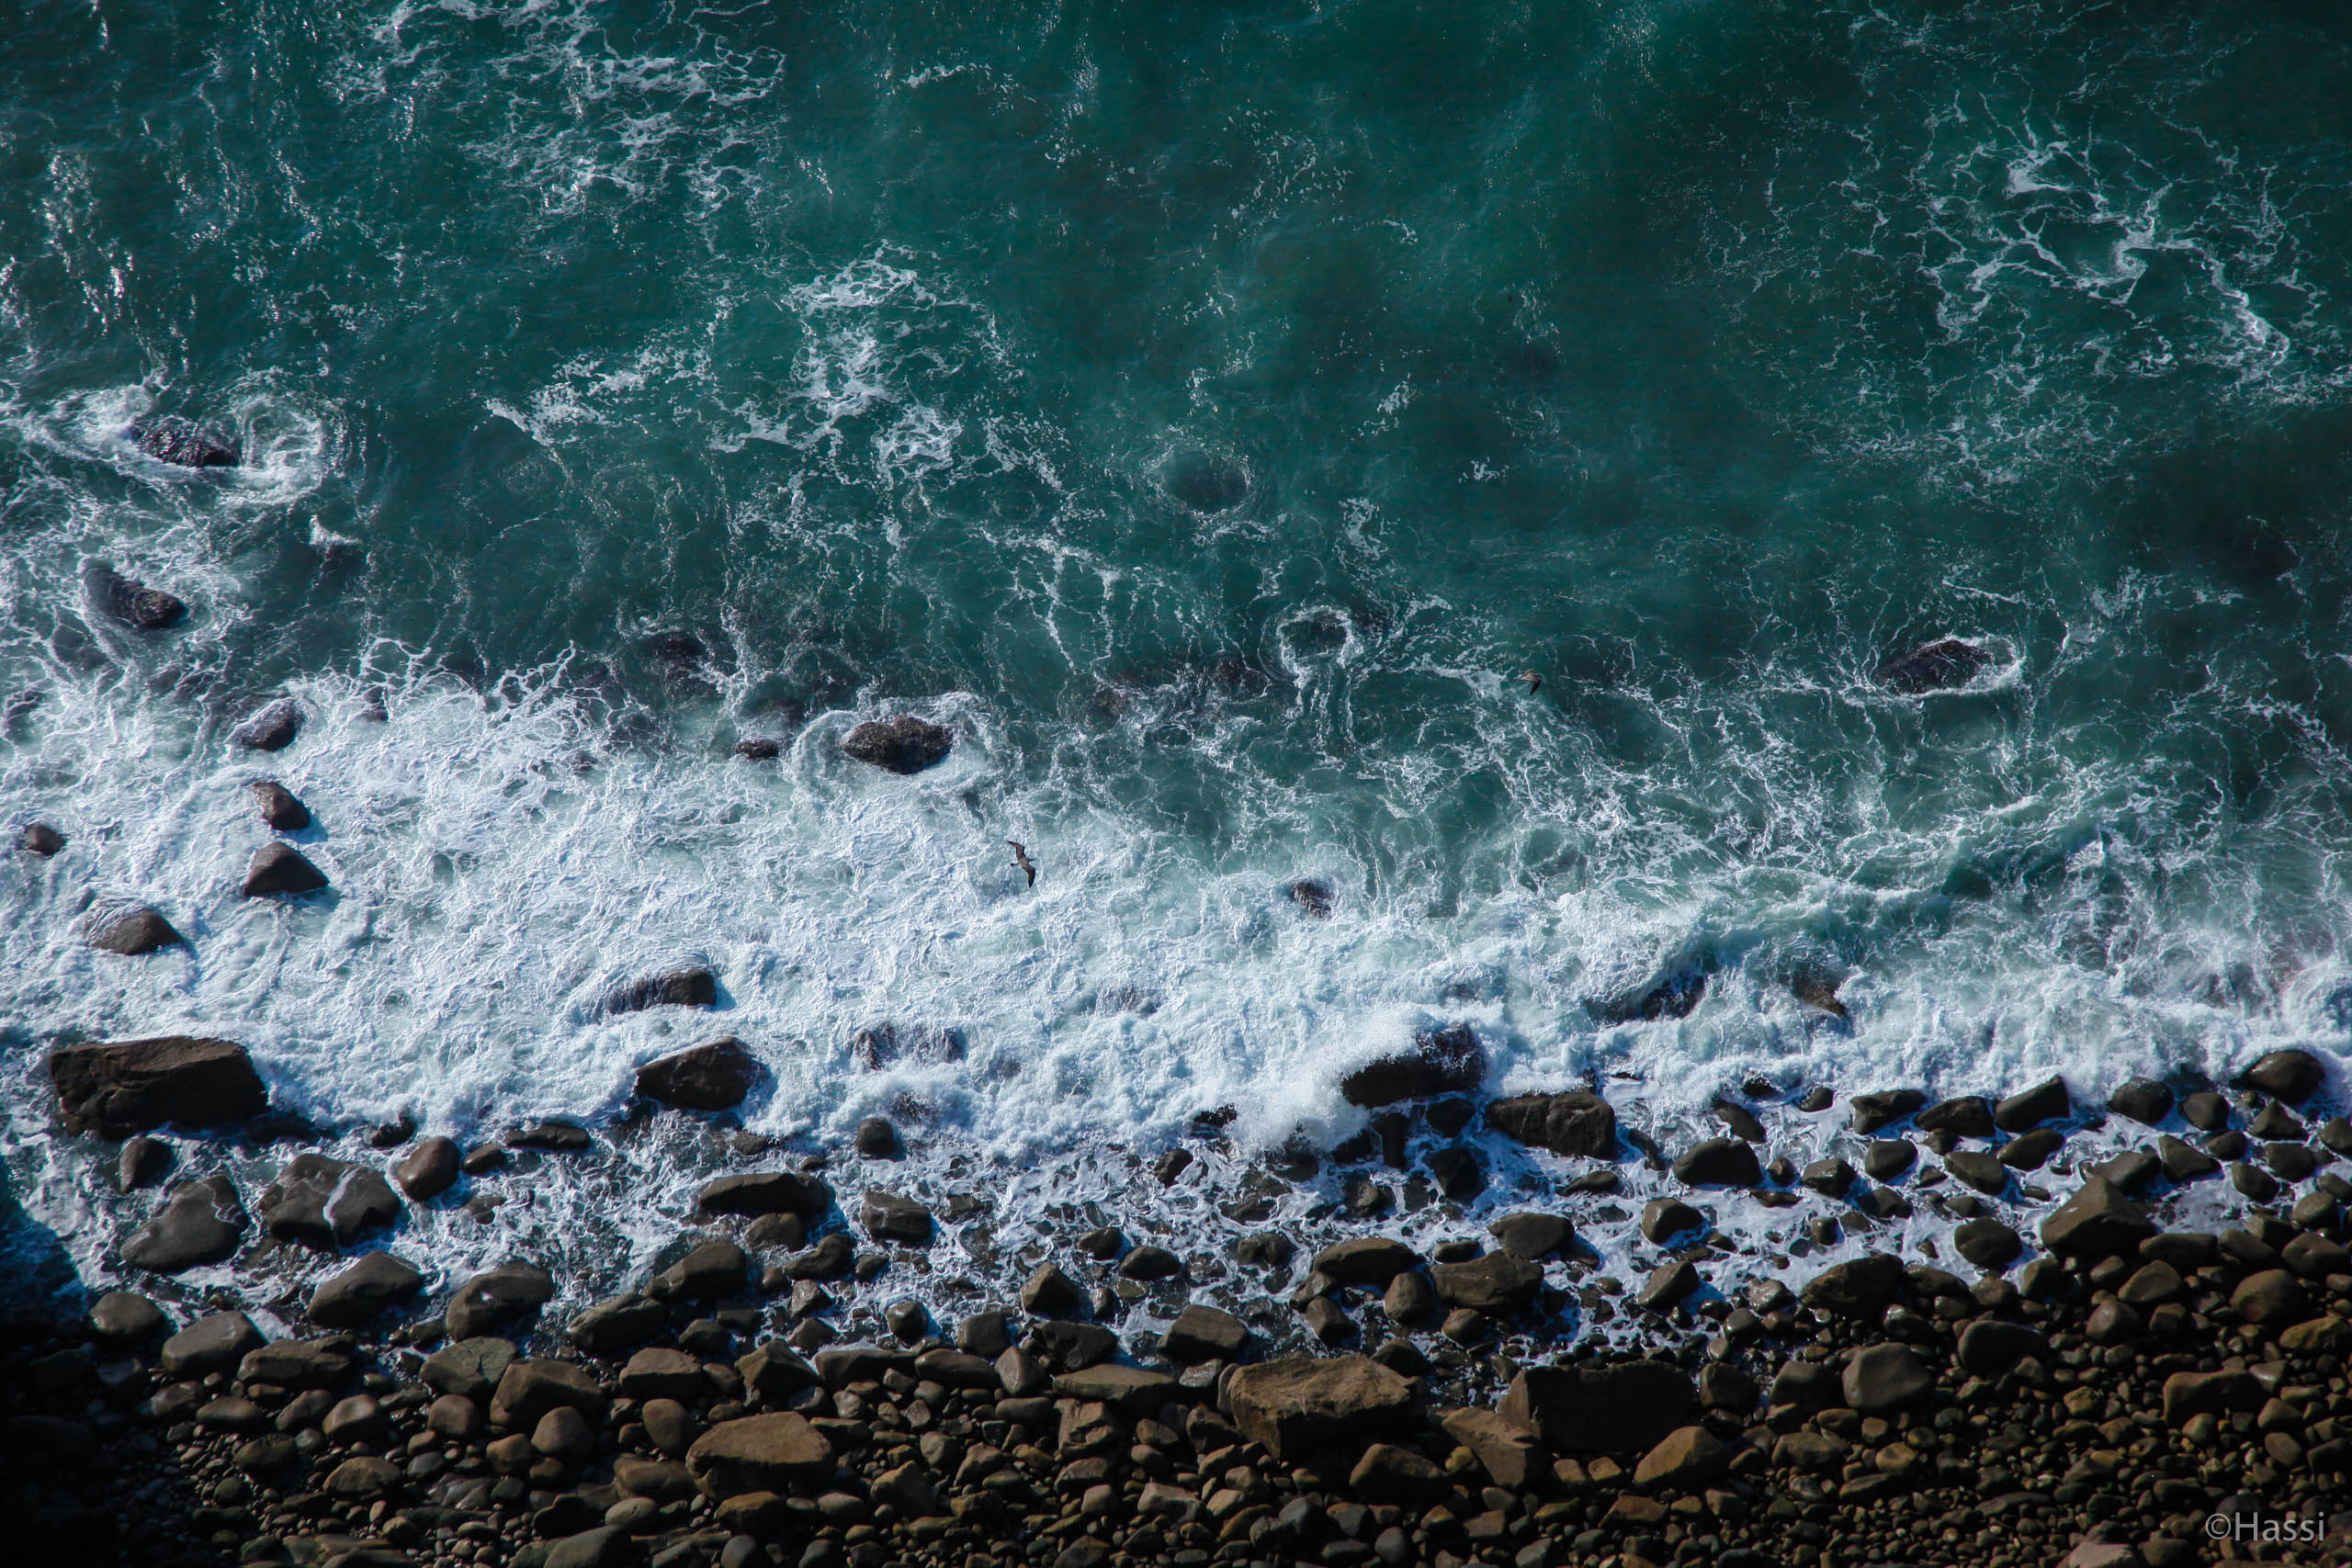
<box><xmin>1008</xmin><ymin>840</ymin><xmax>1036</xmax><ymax>888</ymax></box>
<box><xmin>1520</xmin><ymin>671</ymin><xmax>1542</xmax><ymax>694</ymax></box>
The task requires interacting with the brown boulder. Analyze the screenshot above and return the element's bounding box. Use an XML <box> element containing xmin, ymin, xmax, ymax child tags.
<box><xmin>49</xmin><ymin>1037</ymin><xmax>266</xmax><ymax>1137</ymax></box>
<box><xmin>1227</xmin><ymin>1356</ymin><xmax>1419</xmax><ymax>1460</ymax></box>
<box><xmin>685</xmin><ymin>1413</ymin><xmax>837</xmax><ymax>1498</ymax></box>
<box><xmin>1339</xmin><ymin>1023</ymin><xmax>1485</xmax><ymax>1106</ymax></box>
<box><xmin>1485</xmin><ymin>1091</ymin><xmax>1617</xmax><ymax>1159</ymax></box>
<box><xmin>636</xmin><ymin>1038</ymin><xmax>763</xmax><ymax>1111</ymax></box>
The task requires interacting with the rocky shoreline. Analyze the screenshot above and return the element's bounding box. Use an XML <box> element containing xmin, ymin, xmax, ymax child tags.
<box><xmin>9</xmin><ymin>1040</ymin><xmax>2352</xmax><ymax>1568</ymax></box>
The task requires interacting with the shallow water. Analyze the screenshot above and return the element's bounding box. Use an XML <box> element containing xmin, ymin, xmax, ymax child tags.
<box><xmin>6</xmin><ymin>0</ymin><xmax>2352</xmax><ymax>1301</ymax></box>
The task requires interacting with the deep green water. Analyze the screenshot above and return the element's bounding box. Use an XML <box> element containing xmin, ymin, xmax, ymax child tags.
<box><xmin>8</xmin><ymin>1</ymin><xmax>2352</xmax><ymax>1182</ymax></box>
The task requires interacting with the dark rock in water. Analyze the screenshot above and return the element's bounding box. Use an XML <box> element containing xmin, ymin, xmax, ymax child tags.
<box><xmin>132</xmin><ymin>415</ymin><xmax>238</xmax><ymax>468</ymax></box>
<box><xmin>1286</xmin><ymin>878</ymin><xmax>1335</xmax><ymax>919</ymax></box>
<box><xmin>1994</xmin><ymin>1075</ymin><xmax>2070</xmax><ymax>1131</ymax></box>
<box><xmin>1431</xmin><ymin>1252</ymin><xmax>1542</xmax><ymax>1314</ymax></box>
<box><xmin>81</xmin><ymin>561</ymin><xmax>187</xmax><ymax>629</ymax></box>
<box><xmin>2180</xmin><ymin>1089</ymin><xmax>2230</xmax><ymax>1131</ymax></box>
<box><xmin>1863</xmin><ymin>1139</ymin><xmax>1917</xmax><ymax>1180</ymax></box>
<box><xmin>860</xmin><ymin>1190</ymin><xmax>933</xmax><ymax>1246</ymax></box>
<box><xmin>367</xmin><ymin>1114</ymin><xmax>414</xmax><ymax>1149</ymax></box>
<box><xmin>420</xmin><ymin>1337</ymin><xmax>517</xmax><ymax>1405</ymax></box>
<box><xmin>1596</xmin><ymin>965</ymin><xmax>1707</xmax><ymax>1024</ymax></box>
<box><xmin>119</xmin><ymin>1135</ymin><xmax>172</xmax><ymax>1190</ymax></box>
<box><xmin>248</xmin><ymin>781</ymin><xmax>311</xmax><ymax>830</ymax></box>
<box><xmin>50</xmin><ymin>1036</ymin><xmax>265</xmax><ymax>1136</ymax></box>
<box><xmin>850</xmin><ymin>1022</ymin><xmax>964</xmax><ymax>1070</ymax></box>
<box><xmin>2040</xmin><ymin>1176</ymin><xmax>2154</xmax><ymax>1256</ymax></box>
<box><xmin>1802</xmin><ymin>1254</ymin><xmax>1905</xmax><ymax>1317</ymax></box>
<box><xmin>18</xmin><ymin>822</ymin><xmax>65</xmax><ymax>855</ymax></box>
<box><xmin>1849</xmin><ymin>1089</ymin><xmax>1924</xmax><ymax>1134</ymax></box>
<box><xmin>1486</xmin><ymin>1090</ymin><xmax>1617</xmax><ymax>1159</ymax></box>
<box><xmin>232</xmin><ymin>699</ymin><xmax>302</xmax><ymax>752</ymax></box>
<box><xmin>87</xmin><ymin>905</ymin><xmax>185</xmax><ymax>954</ymax></box>
<box><xmin>698</xmin><ymin>1171</ymin><xmax>832</xmax><ymax>1218</ymax></box>
<box><xmin>1227</xmin><ymin>1356</ymin><xmax>1418</xmax><ymax>1460</ymax></box>
<box><xmin>1423</xmin><ymin>1144</ymin><xmax>1486</xmax><ymax>1201</ymax></box>
<box><xmin>505</xmin><ymin>1120</ymin><xmax>590</xmax><ymax>1151</ymax></box>
<box><xmin>1165</xmin><ymin>454</ymin><xmax>1250</xmax><ymax>513</ymax></box>
<box><xmin>600</xmin><ymin>967</ymin><xmax>718</xmax><ymax>1016</ymax></box>
<box><xmin>732</xmin><ymin>739</ymin><xmax>781</xmax><ymax>761</ymax></box>
<box><xmin>840</xmin><ymin>715</ymin><xmax>953</xmax><ymax>774</ymax></box>
<box><xmin>855</xmin><ymin>1116</ymin><xmax>902</xmax><ymax>1157</ymax></box>
<box><xmin>1340</xmin><ymin>1022</ymin><xmax>1485</xmax><ymax>1106</ymax></box>
<box><xmin>1796</xmin><ymin>1085</ymin><xmax>1835</xmax><ymax>1112</ymax></box>
<box><xmin>1711</xmin><ymin>1098</ymin><xmax>1765</xmax><ymax>1142</ymax></box>
<box><xmin>243</xmin><ymin>840</ymin><xmax>327</xmax><ymax>897</ymax></box>
<box><xmin>1672</xmin><ymin>1137</ymin><xmax>1761</xmax><ymax>1188</ymax></box>
<box><xmin>394</xmin><ymin>1135</ymin><xmax>461</xmax><ymax>1201</ymax></box>
<box><xmin>651</xmin><ymin>1240</ymin><xmax>748</xmax><ymax>1302</ymax></box>
<box><xmin>1875</xmin><ymin>637</ymin><xmax>1993</xmax><ymax>694</ymax></box>
<box><xmin>1499</xmin><ymin>1360</ymin><xmax>1696</xmax><ymax>1454</ymax></box>
<box><xmin>90</xmin><ymin>1291</ymin><xmax>167</xmax><ymax>1342</ymax></box>
<box><xmin>160</xmin><ymin>1312</ymin><xmax>264</xmax><ymax>1379</ymax></box>
<box><xmin>1640</xmin><ymin>1198</ymin><xmax>1703</xmax><ymax>1243</ymax></box>
<box><xmin>647</xmin><ymin>632</ymin><xmax>706</xmax><ymax>666</ymax></box>
<box><xmin>2237</xmin><ymin>1048</ymin><xmax>2324</xmax><ymax>1103</ymax></box>
<box><xmin>310</xmin><ymin>1251</ymin><xmax>424</xmax><ymax>1327</ymax></box>
<box><xmin>446</xmin><ymin>1262</ymin><xmax>556</xmax><ymax>1339</ymax></box>
<box><xmin>258</xmin><ymin>1153</ymin><xmax>401</xmax><ymax>1247</ymax></box>
<box><xmin>121</xmin><ymin>1176</ymin><xmax>248</xmax><ymax>1272</ymax></box>
<box><xmin>1788</xmin><ymin>971</ymin><xmax>1847</xmax><ymax>1017</ymax></box>
<box><xmin>1487</xmin><ymin>1212</ymin><xmax>1573</xmax><ymax>1259</ymax></box>
<box><xmin>1953</xmin><ymin>1218</ymin><xmax>2023</xmax><ymax>1270</ymax></box>
<box><xmin>1916</xmin><ymin>1095</ymin><xmax>1994</xmax><ymax>1137</ymax></box>
<box><xmin>1161</xmin><ymin>1304</ymin><xmax>1250</xmax><ymax>1363</ymax></box>
<box><xmin>569</xmin><ymin>1292</ymin><xmax>665</xmax><ymax>1355</ymax></box>
<box><xmin>636</xmin><ymin>1037</ymin><xmax>762</xmax><ymax>1111</ymax></box>
<box><xmin>2106</xmin><ymin>1078</ymin><xmax>2174</xmax><ymax>1125</ymax></box>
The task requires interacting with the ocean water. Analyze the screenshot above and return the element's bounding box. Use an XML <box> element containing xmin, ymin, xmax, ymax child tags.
<box><xmin>7</xmin><ymin>0</ymin><xmax>2352</xmax><ymax>1305</ymax></box>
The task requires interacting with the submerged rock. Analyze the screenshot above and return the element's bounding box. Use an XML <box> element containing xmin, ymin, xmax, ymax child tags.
<box><xmin>232</xmin><ymin>698</ymin><xmax>303</xmax><ymax>752</ymax></box>
<box><xmin>81</xmin><ymin>561</ymin><xmax>187</xmax><ymax>629</ymax></box>
<box><xmin>49</xmin><ymin>1036</ymin><xmax>266</xmax><ymax>1136</ymax></box>
<box><xmin>1286</xmin><ymin>878</ymin><xmax>1336</xmax><ymax>919</ymax></box>
<box><xmin>243</xmin><ymin>840</ymin><xmax>327</xmax><ymax>897</ymax></box>
<box><xmin>635</xmin><ymin>1037</ymin><xmax>762</xmax><ymax>1111</ymax></box>
<box><xmin>599</xmin><ymin>966</ymin><xmax>718</xmax><ymax>1016</ymax></box>
<box><xmin>839</xmin><ymin>715</ymin><xmax>953</xmax><ymax>774</ymax></box>
<box><xmin>1875</xmin><ymin>637</ymin><xmax>1993</xmax><ymax>694</ymax></box>
<box><xmin>87</xmin><ymin>905</ymin><xmax>186</xmax><ymax>955</ymax></box>
<box><xmin>18</xmin><ymin>822</ymin><xmax>66</xmax><ymax>855</ymax></box>
<box><xmin>258</xmin><ymin>1153</ymin><xmax>401</xmax><ymax>1247</ymax></box>
<box><xmin>132</xmin><ymin>414</ymin><xmax>239</xmax><ymax>468</ymax></box>
<box><xmin>1340</xmin><ymin>1022</ymin><xmax>1486</xmax><ymax>1106</ymax></box>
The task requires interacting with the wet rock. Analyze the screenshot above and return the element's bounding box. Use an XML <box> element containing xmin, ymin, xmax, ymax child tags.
<box><xmin>781</xmin><ymin>1234</ymin><xmax>854</xmax><ymax>1281</ymax></box>
<box><xmin>133</xmin><ymin>414</ymin><xmax>238</xmax><ymax>468</ymax></box>
<box><xmin>1849</xmin><ymin>1089</ymin><xmax>1924</xmax><ymax>1134</ymax></box>
<box><xmin>89</xmin><ymin>1291</ymin><xmax>166</xmax><ymax>1342</ymax></box>
<box><xmin>1639</xmin><ymin>1198</ymin><xmax>1702</xmax><ymax>1243</ymax></box>
<box><xmin>1916</xmin><ymin>1096</ymin><xmax>1994</xmax><ymax>1137</ymax></box>
<box><xmin>599</xmin><ymin>967</ymin><xmax>717</xmax><ymax>1016</ymax></box>
<box><xmin>697</xmin><ymin>1171</ymin><xmax>831</xmax><ymax>1218</ymax></box>
<box><xmin>82</xmin><ymin>561</ymin><xmax>188</xmax><ymax>628</ymax></box>
<box><xmin>1634</xmin><ymin>1425</ymin><xmax>1730</xmax><ymax>1489</ymax></box>
<box><xmin>310</xmin><ymin>1252</ymin><xmax>424</xmax><ymax>1327</ymax></box>
<box><xmin>121</xmin><ymin>1175</ymin><xmax>247</xmax><ymax>1272</ymax></box>
<box><xmin>1485</xmin><ymin>1090</ymin><xmax>1617</xmax><ymax>1159</ymax></box>
<box><xmin>2155</xmin><ymin>1134</ymin><xmax>2220</xmax><ymax>1182</ymax></box>
<box><xmin>2237</xmin><ymin>1048</ymin><xmax>2324</xmax><ymax>1103</ymax></box>
<box><xmin>2180</xmin><ymin>1089</ymin><xmax>2230</xmax><ymax>1131</ymax></box>
<box><xmin>1637</xmin><ymin>1260</ymin><xmax>1701</xmax><ymax>1311</ymax></box>
<box><xmin>1487</xmin><ymin>1212</ymin><xmax>1573</xmax><ymax>1259</ymax></box>
<box><xmin>571</xmin><ymin>1292</ymin><xmax>666</xmax><ymax>1355</ymax></box>
<box><xmin>1862</xmin><ymin>1140</ymin><xmax>1917</xmax><ymax>1180</ymax></box>
<box><xmin>1943</xmin><ymin>1150</ymin><xmax>2008</xmax><ymax>1195</ymax></box>
<box><xmin>491</xmin><ymin>1359</ymin><xmax>609</xmax><ymax>1430</ymax></box>
<box><xmin>686</xmin><ymin>1414</ymin><xmax>837</xmax><ymax>1497</ymax></box>
<box><xmin>1671</xmin><ymin>1137</ymin><xmax>1760</xmax><ymax>1188</ymax></box>
<box><xmin>394</xmin><ymin>1135</ymin><xmax>462</xmax><ymax>1201</ymax></box>
<box><xmin>1227</xmin><ymin>1356</ymin><xmax>1419</xmax><ymax>1460</ymax></box>
<box><xmin>1020</xmin><ymin>1263</ymin><xmax>1083</xmax><ymax>1316</ymax></box>
<box><xmin>18</xmin><ymin>822</ymin><xmax>65</xmax><ymax>855</ymax></box>
<box><xmin>1595</xmin><ymin>964</ymin><xmax>1708</xmax><ymax>1023</ymax></box>
<box><xmin>322</xmin><ymin>1455</ymin><xmax>401</xmax><ymax>1500</ymax></box>
<box><xmin>1349</xmin><ymin>1440</ymin><xmax>1447</xmax><ymax>1499</ymax></box>
<box><xmin>1161</xmin><ymin>1304</ymin><xmax>1249</xmax><ymax>1363</ymax></box>
<box><xmin>1994</xmin><ymin>1076</ymin><xmax>2070</xmax><ymax>1132</ymax></box>
<box><xmin>2107</xmin><ymin>1079</ymin><xmax>2175</xmax><ymax>1125</ymax></box>
<box><xmin>1340</xmin><ymin>1022</ymin><xmax>1486</xmax><ymax>1106</ymax></box>
<box><xmin>232</xmin><ymin>699</ymin><xmax>302</xmax><ymax>752</ymax></box>
<box><xmin>446</xmin><ymin>1262</ymin><xmax>556</xmax><ymax>1339</ymax></box>
<box><xmin>545</xmin><ymin>1528</ymin><xmax>627</xmax><ymax>1568</ymax></box>
<box><xmin>118</xmin><ymin>1134</ymin><xmax>172</xmax><ymax>1190</ymax></box>
<box><xmin>1711</xmin><ymin>1098</ymin><xmax>1765</xmax><ymax>1142</ymax></box>
<box><xmin>634</xmin><ymin>1037</ymin><xmax>761</xmax><ymax>1111</ymax></box>
<box><xmin>160</xmin><ymin>1312</ymin><xmax>264</xmax><ymax>1379</ymax></box>
<box><xmin>1842</xmin><ymin>1345</ymin><xmax>1932</xmax><ymax>1413</ymax></box>
<box><xmin>1286</xmin><ymin>877</ymin><xmax>1335</xmax><ymax>918</ymax></box>
<box><xmin>1312</xmin><ymin>1236</ymin><xmax>1421</xmax><ymax>1287</ymax></box>
<box><xmin>1953</xmin><ymin>1219</ymin><xmax>2022</xmax><ymax>1271</ymax></box>
<box><xmin>1498</xmin><ymin>1361</ymin><xmax>1696</xmax><ymax>1454</ymax></box>
<box><xmin>421</xmin><ymin>1337</ymin><xmax>516</xmax><ymax>1404</ymax></box>
<box><xmin>248</xmin><ymin>781</ymin><xmax>311</xmax><ymax>830</ymax></box>
<box><xmin>1875</xmin><ymin>637</ymin><xmax>1991</xmax><ymax>694</ymax></box>
<box><xmin>258</xmin><ymin>1154</ymin><xmax>400</xmax><ymax>1247</ymax></box>
<box><xmin>854</xmin><ymin>1116</ymin><xmax>901</xmax><ymax>1158</ymax></box>
<box><xmin>2002</xmin><ymin>1127</ymin><xmax>2064</xmax><ymax>1169</ymax></box>
<box><xmin>1956</xmin><ymin>1320</ymin><xmax>2048</xmax><ymax>1376</ymax></box>
<box><xmin>505</xmin><ymin>1119</ymin><xmax>590</xmax><ymax>1151</ymax></box>
<box><xmin>1431</xmin><ymin>1253</ymin><xmax>1543</xmax><ymax>1314</ymax></box>
<box><xmin>651</xmin><ymin>1240</ymin><xmax>747</xmax><ymax>1301</ymax></box>
<box><xmin>858</xmin><ymin>1190</ymin><xmax>932</xmax><ymax>1245</ymax></box>
<box><xmin>240</xmin><ymin>1337</ymin><xmax>353</xmax><ymax>1389</ymax></box>
<box><xmin>840</xmin><ymin>715</ymin><xmax>954</xmax><ymax>774</ymax></box>
<box><xmin>243</xmin><ymin>840</ymin><xmax>327</xmax><ymax>897</ymax></box>
<box><xmin>1800</xmin><ymin>1157</ymin><xmax>1855</xmax><ymax>1197</ymax></box>
<box><xmin>1119</xmin><ymin>1244</ymin><xmax>1182</xmax><ymax>1280</ymax></box>
<box><xmin>1801</xmin><ymin>1254</ymin><xmax>1905</xmax><ymax>1318</ymax></box>
<box><xmin>1422</xmin><ymin>1143</ymin><xmax>1485</xmax><ymax>1200</ymax></box>
<box><xmin>2233</xmin><ymin>1269</ymin><xmax>2310</xmax><ymax>1325</ymax></box>
<box><xmin>2040</xmin><ymin>1176</ymin><xmax>2154</xmax><ymax>1257</ymax></box>
<box><xmin>87</xmin><ymin>905</ymin><xmax>186</xmax><ymax>955</ymax></box>
<box><xmin>2090</xmin><ymin>1147</ymin><xmax>2161</xmax><ymax>1192</ymax></box>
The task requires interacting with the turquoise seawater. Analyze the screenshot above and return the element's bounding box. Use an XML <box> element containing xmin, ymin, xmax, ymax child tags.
<box><xmin>8</xmin><ymin>0</ymin><xmax>2352</xmax><ymax>1197</ymax></box>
